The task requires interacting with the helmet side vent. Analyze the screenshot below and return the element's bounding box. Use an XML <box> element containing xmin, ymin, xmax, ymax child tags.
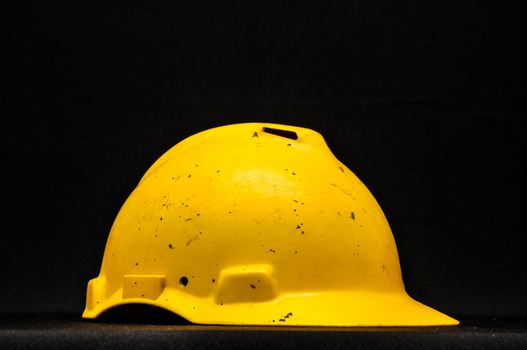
<box><xmin>262</xmin><ymin>127</ymin><xmax>298</xmax><ymax>140</ymax></box>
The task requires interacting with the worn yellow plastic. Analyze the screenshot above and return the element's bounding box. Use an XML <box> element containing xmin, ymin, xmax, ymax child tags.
<box><xmin>83</xmin><ymin>122</ymin><xmax>458</xmax><ymax>326</ymax></box>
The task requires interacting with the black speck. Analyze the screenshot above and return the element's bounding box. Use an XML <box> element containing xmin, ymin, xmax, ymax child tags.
<box><xmin>291</xmin><ymin>172</ymin><xmax>296</xmax><ymax>175</ymax></box>
<box><xmin>179</xmin><ymin>276</ymin><xmax>188</xmax><ymax>286</ymax></box>
<box><xmin>293</xmin><ymin>199</ymin><xmax>298</xmax><ymax>202</ymax></box>
<box><xmin>228</xmin><ymin>211</ymin><xmax>232</xmax><ymax>214</ymax></box>
<box><xmin>160</xmin><ymin>217</ymin><xmax>163</xmax><ymax>221</ymax></box>
<box><xmin>250</xmin><ymin>284</ymin><xmax>256</xmax><ymax>289</ymax></box>
<box><xmin>168</xmin><ymin>243</ymin><xmax>174</xmax><ymax>249</ymax></box>
<box><xmin>279</xmin><ymin>318</ymin><xmax>285</xmax><ymax>322</ymax></box>
<box><xmin>287</xmin><ymin>143</ymin><xmax>291</xmax><ymax>146</ymax></box>
<box><xmin>252</xmin><ymin>131</ymin><xmax>259</xmax><ymax>138</ymax></box>
<box><xmin>293</xmin><ymin>209</ymin><xmax>297</xmax><ymax>212</ymax></box>
<box><xmin>296</xmin><ymin>225</ymin><xmax>301</xmax><ymax>229</ymax></box>
<box><xmin>135</xmin><ymin>262</ymin><xmax>138</xmax><ymax>266</ymax></box>
<box><xmin>220</xmin><ymin>303</ymin><xmax>224</xmax><ymax>306</ymax></box>
<box><xmin>134</xmin><ymin>281</ymin><xmax>137</xmax><ymax>285</ymax></box>
<box><xmin>188</xmin><ymin>174</ymin><xmax>192</xmax><ymax>178</ymax></box>
<box><xmin>351</xmin><ymin>211</ymin><xmax>355</xmax><ymax>220</ymax></box>
<box><xmin>300</xmin><ymin>223</ymin><xmax>303</xmax><ymax>226</ymax></box>
<box><xmin>171</xmin><ymin>177</ymin><xmax>175</xmax><ymax>180</ymax></box>
<box><xmin>301</xmin><ymin>231</ymin><xmax>304</xmax><ymax>234</ymax></box>
<box><xmin>196</xmin><ymin>213</ymin><xmax>200</xmax><ymax>216</ymax></box>
<box><xmin>269</xmin><ymin>249</ymin><xmax>276</xmax><ymax>253</ymax></box>
<box><xmin>138</xmin><ymin>227</ymin><xmax>141</xmax><ymax>231</ymax></box>
<box><xmin>294</xmin><ymin>251</ymin><xmax>298</xmax><ymax>254</ymax></box>
<box><xmin>216</xmin><ymin>170</ymin><xmax>220</xmax><ymax>173</ymax></box>
<box><xmin>212</xmin><ymin>279</ymin><xmax>215</xmax><ymax>283</ymax></box>
<box><xmin>195</xmin><ymin>164</ymin><xmax>199</xmax><ymax>167</ymax></box>
<box><xmin>141</xmin><ymin>294</ymin><xmax>144</xmax><ymax>297</ymax></box>
<box><xmin>272</xmin><ymin>320</ymin><xmax>275</xmax><ymax>322</ymax></box>
<box><xmin>185</xmin><ymin>218</ymin><xmax>192</xmax><ymax>221</ymax></box>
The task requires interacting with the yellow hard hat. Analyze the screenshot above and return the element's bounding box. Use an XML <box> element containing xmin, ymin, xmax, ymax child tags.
<box><xmin>83</xmin><ymin>123</ymin><xmax>458</xmax><ymax>326</ymax></box>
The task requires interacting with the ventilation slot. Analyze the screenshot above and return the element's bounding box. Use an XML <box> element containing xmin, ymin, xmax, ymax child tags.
<box><xmin>262</xmin><ymin>127</ymin><xmax>298</xmax><ymax>140</ymax></box>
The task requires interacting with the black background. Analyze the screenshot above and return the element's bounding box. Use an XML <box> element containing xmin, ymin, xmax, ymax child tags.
<box><xmin>3</xmin><ymin>1</ymin><xmax>526</xmax><ymax>322</ymax></box>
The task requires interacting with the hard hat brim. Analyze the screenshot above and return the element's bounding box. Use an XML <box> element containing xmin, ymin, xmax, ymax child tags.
<box><xmin>83</xmin><ymin>285</ymin><xmax>458</xmax><ymax>326</ymax></box>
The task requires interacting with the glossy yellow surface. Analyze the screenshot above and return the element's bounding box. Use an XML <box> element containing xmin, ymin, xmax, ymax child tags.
<box><xmin>83</xmin><ymin>123</ymin><xmax>458</xmax><ymax>326</ymax></box>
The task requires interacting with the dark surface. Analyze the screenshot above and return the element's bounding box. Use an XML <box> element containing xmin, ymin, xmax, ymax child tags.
<box><xmin>1</xmin><ymin>315</ymin><xmax>527</xmax><ymax>350</ymax></box>
<box><xmin>3</xmin><ymin>1</ymin><xmax>526</xmax><ymax>348</ymax></box>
